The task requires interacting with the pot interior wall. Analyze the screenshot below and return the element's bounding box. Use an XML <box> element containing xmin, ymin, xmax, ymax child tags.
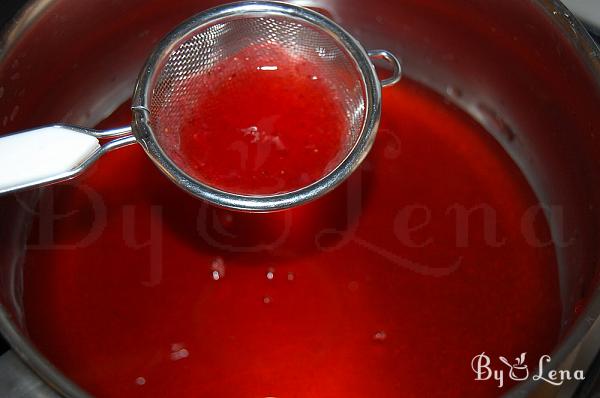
<box><xmin>0</xmin><ymin>0</ymin><xmax>599</xmax><ymax>379</ymax></box>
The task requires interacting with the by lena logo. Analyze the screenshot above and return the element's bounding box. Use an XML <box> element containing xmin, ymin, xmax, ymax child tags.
<box><xmin>471</xmin><ymin>352</ymin><xmax>585</xmax><ymax>388</ymax></box>
<box><xmin>498</xmin><ymin>353</ymin><xmax>529</xmax><ymax>382</ymax></box>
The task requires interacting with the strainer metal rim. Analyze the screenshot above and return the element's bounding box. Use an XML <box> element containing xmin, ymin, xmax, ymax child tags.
<box><xmin>131</xmin><ymin>0</ymin><xmax>381</xmax><ymax>212</ymax></box>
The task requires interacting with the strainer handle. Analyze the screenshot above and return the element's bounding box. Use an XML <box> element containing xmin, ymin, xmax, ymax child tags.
<box><xmin>368</xmin><ymin>49</ymin><xmax>402</xmax><ymax>87</ymax></box>
<box><xmin>0</xmin><ymin>125</ymin><xmax>135</xmax><ymax>195</ymax></box>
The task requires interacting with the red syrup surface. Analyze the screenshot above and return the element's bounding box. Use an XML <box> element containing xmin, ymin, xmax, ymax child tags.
<box><xmin>22</xmin><ymin>79</ymin><xmax>561</xmax><ymax>398</ymax></box>
<box><xmin>157</xmin><ymin>46</ymin><xmax>349</xmax><ymax>195</ymax></box>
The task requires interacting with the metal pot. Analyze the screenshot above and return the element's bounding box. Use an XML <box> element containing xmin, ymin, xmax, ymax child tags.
<box><xmin>1</xmin><ymin>0</ymin><xmax>600</xmax><ymax>396</ymax></box>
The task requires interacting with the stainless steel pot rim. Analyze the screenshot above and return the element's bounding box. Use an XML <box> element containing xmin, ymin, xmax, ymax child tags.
<box><xmin>0</xmin><ymin>0</ymin><xmax>599</xmax><ymax>397</ymax></box>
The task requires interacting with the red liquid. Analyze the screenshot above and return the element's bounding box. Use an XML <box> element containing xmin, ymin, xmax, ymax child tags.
<box><xmin>158</xmin><ymin>46</ymin><xmax>349</xmax><ymax>195</ymax></box>
<box><xmin>23</xmin><ymin>79</ymin><xmax>561</xmax><ymax>397</ymax></box>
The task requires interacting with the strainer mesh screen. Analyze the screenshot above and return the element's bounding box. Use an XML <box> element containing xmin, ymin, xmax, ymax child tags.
<box><xmin>148</xmin><ymin>16</ymin><xmax>366</xmax><ymax>172</ymax></box>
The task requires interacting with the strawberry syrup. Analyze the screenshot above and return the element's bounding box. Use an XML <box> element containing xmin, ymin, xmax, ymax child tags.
<box><xmin>158</xmin><ymin>47</ymin><xmax>349</xmax><ymax>195</ymax></box>
<box><xmin>22</xmin><ymin>79</ymin><xmax>561</xmax><ymax>397</ymax></box>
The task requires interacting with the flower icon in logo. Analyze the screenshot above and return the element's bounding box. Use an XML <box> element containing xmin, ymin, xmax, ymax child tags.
<box><xmin>499</xmin><ymin>353</ymin><xmax>529</xmax><ymax>381</ymax></box>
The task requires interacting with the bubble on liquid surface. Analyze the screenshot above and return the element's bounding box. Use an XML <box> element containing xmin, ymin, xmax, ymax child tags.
<box><xmin>373</xmin><ymin>330</ymin><xmax>387</xmax><ymax>342</ymax></box>
<box><xmin>211</xmin><ymin>257</ymin><xmax>225</xmax><ymax>280</ymax></box>
<box><xmin>263</xmin><ymin>296</ymin><xmax>272</xmax><ymax>304</ymax></box>
<box><xmin>266</xmin><ymin>267</ymin><xmax>275</xmax><ymax>280</ymax></box>
<box><xmin>135</xmin><ymin>377</ymin><xmax>146</xmax><ymax>386</ymax></box>
<box><xmin>287</xmin><ymin>272</ymin><xmax>295</xmax><ymax>281</ymax></box>
<box><xmin>170</xmin><ymin>343</ymin><xmax>190</xmax><ymax>361</ymax></box>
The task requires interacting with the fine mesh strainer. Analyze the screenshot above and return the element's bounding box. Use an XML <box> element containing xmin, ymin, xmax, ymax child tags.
<box><xmin>0</xmin><ymin>1</ymin><xmax>401</xmax><ymax>212</ymax></box>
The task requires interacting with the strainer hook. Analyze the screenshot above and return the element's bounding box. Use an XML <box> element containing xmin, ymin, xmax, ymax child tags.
<box><xmin>368</xmin><ymin>49</ymin><xmax>402</xmax><ymax>87</ymax></box>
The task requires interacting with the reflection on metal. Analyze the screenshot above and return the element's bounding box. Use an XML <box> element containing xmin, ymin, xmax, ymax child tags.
<box><xmin>0</xmin><ymin>351</ymin><xmax>61</xmax><ymax>398</ymax></box>
<box><xmin>562</xmin><ymin>0</ymin><xmax>600</xmax><ymax>32</ymax></box>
